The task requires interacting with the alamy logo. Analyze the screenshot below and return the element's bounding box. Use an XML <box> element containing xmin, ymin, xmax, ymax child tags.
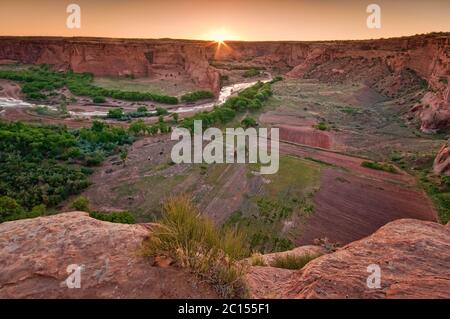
<box><xmin>66</xmin><ymin>4</ymin><xmax>81</xmax><ymax>29</ymax></box>
<box><xmin>366</xmin><ymin>264</ymin><xmax>381</xmax><ymax>289</ymax></box>
<box><xmin>171</xmin><ymin>120</ymin><xmax>279</xmax><ymax>174</ymax></box>
<box><xmin>366</xmin><ymin>4</ymin><xmax>381</xmax><ymax>29</ymax></box>
<box><xmin>65</xmin><ymin>264</ymin><xmax>83</xmax><ymax>289</ymax></box>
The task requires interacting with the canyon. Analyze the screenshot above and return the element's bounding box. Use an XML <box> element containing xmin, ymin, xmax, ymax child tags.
<box><xmin>1</xmin><ymin>35</ymin><xmax>448</xmax><ymax>127</ymax></box>
<box><xmin>0</xmin><ymin>34</ymin><xmax>448</xmax><ymax>152</ymax></box>
<box><xmin>0</xmin><ymin>34</ymin><xmax>449</xmax><ymax>299</ymax></box>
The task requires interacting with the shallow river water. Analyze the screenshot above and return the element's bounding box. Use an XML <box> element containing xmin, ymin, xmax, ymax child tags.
<box><xmin>0</xmin><ymin>77</ymin><xmax>271</xmax><ymax>118</ymax></box>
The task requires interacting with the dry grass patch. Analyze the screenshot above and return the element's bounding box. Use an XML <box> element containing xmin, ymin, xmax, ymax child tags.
<box><xmin>143</xmin><ymin>195</ymin><xmax>250</xmax><ymax>298</ymax></box>
<box><xmin>270</xmin><ymin>253</ymin><xmax>321</xmax><ymax>270</ymax></box>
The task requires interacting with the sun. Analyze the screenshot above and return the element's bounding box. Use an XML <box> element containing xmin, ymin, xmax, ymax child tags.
<box><xmin>206</xmin><ymin>28</ymin><xmax>234</xmax><ymax>44</ymax></box>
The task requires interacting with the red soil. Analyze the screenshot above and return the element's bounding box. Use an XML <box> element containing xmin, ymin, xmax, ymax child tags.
<box><xmin>296</xmin><ymin>169</ymin><xmax>437</xmax><ymax>245</ymax></box>
<box><xmin>279</xmin><ymin>141</ymin><xmax>415</xmax><ymax>185</ymax></box>
<box><xmin>278</xmin><ymin>125</ymin><xmax>333</xmax><ymax>149</ymax></box>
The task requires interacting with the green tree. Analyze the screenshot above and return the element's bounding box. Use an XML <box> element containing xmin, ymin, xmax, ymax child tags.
<box><xmin>107</xmin><ymin>108</ymin><xmax>124</xmax><ymax>119</ymax></box>
<box><xmin>70</xmin><ymin>196</ymin><xmax>90</xmax><ymax>212</ymax></box>
<box><xmin>137</xmin><ymin>106</ymin><xmax>148</xmax><ymax>113</ymax></box>
<box><xmin>0</xmin><ymin>196</ymin><xmax>24</xmax><ymax>222</ymax></box>
<box><xmin>241</xmin><ymin>117</ymin><xmax>258</xmax><ymax>128</ymax></box>
<box><xmin>93</xmin><ymin>96</ymin><xmax>106</xmax><ymax>103</ymax></box>
<box><xmin>171</xmin><ymin>112</ymin><xmax>179</xmax><ymax>123</ymax></box>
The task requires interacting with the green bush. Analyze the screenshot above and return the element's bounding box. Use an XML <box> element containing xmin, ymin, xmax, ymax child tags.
<box><xmin>92</xmin><ymin>96</ymin><xmax>106</xmax><ymax>103</ymax></box>
<box><xmin>181</xmin><ymin>90</ymin><xmax>215</xmax><ymax>103</ymax></box>
<box><xmin>70</xmin><ymin>196</ymin><xmax>90</xmax><ymax>211</ymax></box>
<box><xmin>155</xmin><ymin>107</ymin><xmax>169</xmax><ymax>116</ymax></box>
<box><xmin>314</xmin><ymin>122</ymin><xmax>329</xmax><ymax>131</ymax></box>
<box><xmin>89</xmin><ymin>211</ymin><xmax>135</xmax><ymax>224</ymax></box>
<box><xmin>361</xmin><ymin>161</ymin><xmax>397</xmax><ymax>173</ymax></box>
<box><xmin>270</xmin><ymin>76</ymin><xmax>283</xmax><ymax>83</ymax></box>
<box><xmin>137</xmin><ymin>106</ymin><xmax>148</xmax><ymax>113</ymax></box>
<box><xmin>242</xmin><ymin>68</ymin><xmax>260</xmax><ymax>78</ymax></box>
<box><xmin>107</xmin><ymin>108</ymin><xmax>124</xmax><ymax>119</ymax></box>
<box><xmin>241</xmin><ymin>117</ymin><xmax>258</xmax><ymax>128</ymax></box>
<box><xmin>0</xmin><ymin>196</ymin><xmax>24</xmax><ymax>222</ymax></box>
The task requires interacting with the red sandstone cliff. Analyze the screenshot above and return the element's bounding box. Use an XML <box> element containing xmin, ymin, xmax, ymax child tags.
<box><xmin>0</xmin><ymin>37</ymin><xmax>221</xmax><ymax>93</ymax></box>
<box><xmin>0</xmin><ymin>34</ymin><xmax>447</xmax><ymax>111</ymax></box>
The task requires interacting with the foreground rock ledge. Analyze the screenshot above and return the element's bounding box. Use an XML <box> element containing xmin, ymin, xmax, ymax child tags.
<box><xmin>1</xmin><ymin>213</ymin><xmax>449</xmax><ymax>298</ymax></box>
<box><xmin>0</xmin><ymin>212</ymin><xmax>217</xmax><ymax>298</ymax></box>
<box><xmin>246</xmin><ymin>219</ymin><xmax>450</xmax><ymax>298</ymax></box>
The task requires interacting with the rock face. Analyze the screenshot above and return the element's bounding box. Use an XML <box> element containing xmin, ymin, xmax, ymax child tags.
<box><xmin>0</xmin><ymin>37</ymin><xmax>221</xmax><ymax>93</ymax></box>
<box><xmin>210</xmin><ymin>34</ymin><xmax>450</xmax><ymax>133</ymax></box>
<box><xmin>0</xmin><ymin>212</ymin><xmax>217</xmax><ymax>298</ymax></box>
<box><xmin>0</xmin><ymin>34</ymin><xmax>447</xmax><ymax>123</ymax></box>
<box><xmin>246</xmin><ymin>219</ymin><xmax>450</xmax><ymax>299</ymax></box>
<box><xmin>433</xmin><ymin>142</ymin><xmax>450</xmax><ymax>175</ymax></box>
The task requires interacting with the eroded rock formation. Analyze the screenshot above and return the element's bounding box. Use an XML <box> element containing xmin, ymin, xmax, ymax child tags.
<box><xmin>0</xmin><ymin>37</ymin><xmax>221</xmax><ymax>93</ymax></box>
<box><xmin>246</xmin><ymin>219</ymin><xmax>450</xmax><ymax>298</ymax></box>
<box><xmin>0</xmin><ymin>212</ymin><xmax>217</xmax><ymax>298</ymax></box>
<box><xmin>209</xmin><ymin>34</ymin><xmax>450</xmax><ymax>132</ymax></box>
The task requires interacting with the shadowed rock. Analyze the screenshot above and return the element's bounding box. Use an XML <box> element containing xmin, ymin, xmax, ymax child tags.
<box><xmin>0</xmin><ymin>212</ymin><xmax>217</xmax><ymax>298</ymax></box>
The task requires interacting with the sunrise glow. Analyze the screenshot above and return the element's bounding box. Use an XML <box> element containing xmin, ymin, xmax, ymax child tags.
<box><xmin>205</xmin><ymin>28</ymin><xmax>237</xmax><ymax>43</ymax></box>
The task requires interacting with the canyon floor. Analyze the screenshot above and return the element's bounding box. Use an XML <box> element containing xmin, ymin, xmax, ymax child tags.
<box><xmin>69</xmin><ymin>77</ymin><xmax>443</xmax><ymax>248</ymax></box>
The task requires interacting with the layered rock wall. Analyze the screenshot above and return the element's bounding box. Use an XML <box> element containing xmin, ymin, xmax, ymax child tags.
<box><xmin>0</xmin><ymin>37</ymin><xmax>221</xmax><ymax>93</ymax></box>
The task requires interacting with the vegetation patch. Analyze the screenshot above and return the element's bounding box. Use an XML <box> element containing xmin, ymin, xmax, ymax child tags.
<box><xmin>361</xmin><ymin>161</ymin><xmax>398</xmax><ymax>173</ymax></box>
<box><xmin>418</xmin><ymin>171</ymin><xmax>450</xmax><ymax>224</ymax></box>
<box><xmin>242</xmin><ymin>68</ymin><xmax>261</xmax><ymax>78</ymax></box>
<box><xmin>338</xmin><ymin>106</ymin><xmax>361</xmax><ymax>115</ymax></box>
<box><xmin>89</xmin><ymin>211</ymin><xmax>135</xmax><ymax>224</ymax></box>
<box><xmin>0</xmin><ymin>65</ymin><xmax>178</xmax><ymax>104</ymax></box>
<box><xmin>0</xmin><ymin>121</ymin><xmax>133</xmax><ymax>219</ymax></box>
<box><xmin>143</xmin><ymin>195</ymin><xmax>249</xmax><ymax>298</ymax></box>
<box><xmin>249</xmin><ymin>253</ymin><xmax>267</xmax><ymax>266</ymax></box>
<box><xmin>181</xmin><ymin>90</ymin><xmax>214</xmax><ymax>103</ymax></box>
<box><xmin>270</xmin><ymin>253</ymin><xmax>321</xmax><ymax>270</ymax></box>
<box><xmin>106</xmin><ymin>106</ymin><xmax>168</xmax><ymax>121</ymax></box>
<box><xmin>225</xmin><ymin>157</ymin><xmax>320</xmax><ymax>253</ymax></box>
<box><xmin>241</xmin><ymin>116</ymin><xmax>258</xmax><ymax>128</ymax></box>
<box><xmin>180</xmin><ymin>81</ymin><xmax>273</xmax><ymax>132</ymax></box>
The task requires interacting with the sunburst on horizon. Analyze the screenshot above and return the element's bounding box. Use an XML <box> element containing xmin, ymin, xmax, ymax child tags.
<box><xmin>204</xmin><ymin>27</ymin><xmax>238</xmax><ymax>44</ymax></box>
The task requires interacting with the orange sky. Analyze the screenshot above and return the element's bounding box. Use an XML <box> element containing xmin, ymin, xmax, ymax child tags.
<box><xmin>0</xmin><ymin>0</ymin><xmax>449</xmax><ymax>41</ymax></box>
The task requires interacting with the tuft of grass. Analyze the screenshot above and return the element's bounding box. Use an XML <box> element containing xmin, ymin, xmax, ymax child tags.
<box><xmin>417</xmin><ymin>170</ymin><xmax>450</xmax><ymax>224</ymax></box>
<box><xmin>270</xmin><ymin>253</ymin><xmax>321</xmax><ymax>270</ymax></box>
<box><xmin>250</xmin><ymin>253</ymin><xmax>267</xmax><ymax>266</ymax></box>
<box><xmin>361</xmin><ymin>161</ymin><xmax>398</xmax><ymax>173</ymax></box>
<box><xmin>338</xmin><ymin>106</ymin><xmax>361</xmax><ymax>115</ymax></box>
<box><xmin>143</xmin><ymin>195</ymin><xmax>250</xmax><ymax>298</ymax></box>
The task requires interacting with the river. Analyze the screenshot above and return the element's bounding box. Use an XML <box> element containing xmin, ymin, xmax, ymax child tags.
<box><xmin>0</xmin><ymin>77</ymin><xmax>271</xmax><ymax>118</ymax></box>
